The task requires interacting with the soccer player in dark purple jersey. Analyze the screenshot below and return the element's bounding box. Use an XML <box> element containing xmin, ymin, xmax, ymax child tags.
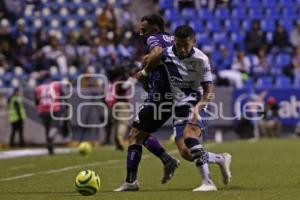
<box><xmin>114</xmin><ymin>15</ymin><xmax>180</xmax><ymax>192</ymax></box>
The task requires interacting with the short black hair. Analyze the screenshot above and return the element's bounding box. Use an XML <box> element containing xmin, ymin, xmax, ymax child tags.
<box><xmin>174</xmin><ymin>25</ymin><xmax>195</xmax><ymax>38</ymax></box>
<box><xmin>141</xmin><ymin>14</ymin><xmax>165</xmax><ymax>31</ymax></box>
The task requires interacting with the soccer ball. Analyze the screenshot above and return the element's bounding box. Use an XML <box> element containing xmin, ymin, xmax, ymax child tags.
<box><xmin>78</xmin><ymin>142</ymin><xmax>92</xmax><ymax>156</ymax></box>
<box><xmin>75</xmin><ymin>170</ymin><xmax>100</xmax><ymax>195</ymax></box>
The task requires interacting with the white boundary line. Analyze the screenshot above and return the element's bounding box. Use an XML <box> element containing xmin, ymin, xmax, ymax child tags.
<box><xmin>0</xmin><ymin>143</ymin><xmax>217</xmax><ymax>182</ymax></box>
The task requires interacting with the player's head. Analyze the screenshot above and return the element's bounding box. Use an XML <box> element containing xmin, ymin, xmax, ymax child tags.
<box><xmin>139</xmin><ymin>14</ymin><xmax>165</xmax><ymax>38</ymax></box>
<box><xmin>174</xmin><ymin>25</ymin><xmax>195</xmax><ymax>59</ymax></box>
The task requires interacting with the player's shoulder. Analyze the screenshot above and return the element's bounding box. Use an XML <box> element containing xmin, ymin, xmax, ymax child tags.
<box><xmin>162</xmin><ymin>45</ymin><xmax>175</xmax><ymax>59</ymax></box>
<box><xmin>147</xmin><ymin>32</ymin><xmax>173</xmax><ymax>43</ymax></box>
<box><xmin>192</xmin><ymin>47</ymin><xmax>209</xmax><ymax>61</ymax></box>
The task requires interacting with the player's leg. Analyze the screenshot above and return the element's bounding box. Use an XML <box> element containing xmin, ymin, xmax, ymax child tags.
<box><xmin>138</xmin><ymin>103</ymin><xmax>180</xmax><ymax>184</ymax></box>
<box><xmin>142</xmin><ymin>135</ymin><xmax>180</xmax><ymax>184</ymax></box>
<box><xmin>42</xmin><ymin>113</ymin><xmax>54</xmax><ymax>155</ymax></box>
<box><xmin>175</xmin><ymin>125</ymin><xmax>232</xmax><ymax>185</ymax></box>
<box><xmin>9</xmin><ymin>122</ymin><xmax>17</xmax><ymax>147</ymax></box>
<box><xmin>183</xmin><ymin>124</ymin><xmax>217</xmax><ymax>191</ymax></box>
<box><xmin>114</xmin><ymin>126</ymin><xmax>147</xmax><ymax>192</ymax></box>
<box><xmin>18</xmin><ymin>120</ymin><xmax>25</xmax><ymax>147</ymax></box>
<box><xmin>175</xmin><ymin>137</ymin><xmax>193</xmax><ymax>161</ymax></box>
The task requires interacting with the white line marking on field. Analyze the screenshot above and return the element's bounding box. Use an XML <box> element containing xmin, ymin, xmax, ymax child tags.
<box><xmin>8</xmin><ymin>164</ymin><xmax>35</xmax><ymax>171</ymax></box>
<box><xmin>0</xmin><ymin>143</ymin><xmax>217</xmax><ymax>182</ymax></box>
<box><xmin>1</xmin><ymin>173</ymin><xmax>36</xmax><ymax>181</ymax></box>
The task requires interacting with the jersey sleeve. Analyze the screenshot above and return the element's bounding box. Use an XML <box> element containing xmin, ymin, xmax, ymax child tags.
<box><xmin>147</xmin><ymin>35</ymin><xmax>162</xmax><ymax>50</ymax></box>
<box><xmin>201</xmin><ymin>57</ymin><xmax>213</xmax><ymax>83</ymax></box>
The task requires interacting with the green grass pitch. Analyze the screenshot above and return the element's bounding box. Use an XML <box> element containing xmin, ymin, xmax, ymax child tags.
<box><xmin>0</xmin><ymin>138</ymin><xmax>300</xmax><ymax>200</ymax></box>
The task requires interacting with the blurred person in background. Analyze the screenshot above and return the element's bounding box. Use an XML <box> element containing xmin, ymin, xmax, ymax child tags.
<box><xmin>271</xmin><ymin>24</ymin><xmax>292</xmax><ymax>54</ymax></box>
<box><xmin>245</xmin><ymin>21</ymin><xmax>267</xmax><ymax>54</ymax></box>
<box><xmin>0</xmin><ymin>19</ymin><xmax>13</xmax><ymax>63</ymax></box>
<box><xmin>290</xmin><ymin>23</ymin><xmax>300</xmax><ymax>48</ymax></box>
<box><xmin>35</xmin><ymin>74</ymin><xmax>71</xmax><ymax>154</ymax></box>
<box><xmin>40</xmin><ymin>33</ymin><xmax>68</xmax><ymax>75</ymax></box>
<box><xmin>78</xmin><ymin>20</ymin><xmax>95</xmax><ymax>46</ymax></box>
<box><xmin>97</xmin><ymin>3</ymin><xmax>117</xmax><ymax>32</ymax></box>
<box><xmin>251</xmin><ymin>48</ymin><xmax>271</xmax><ymax>78</ymax></box>
<box><xmin>259</xmin><ymin>96</ymin><xmax>281</xmax><ymax>138</ymax></box>
<box><xmin>64</xmin><ymin>31</ymin><xmax>82</xmax><ymax>67</ymax></box>
<box><xmin>231</xmin><ymin>49</ymin><xmax>251</xmax><ymax>76</ymax></box>
<box><xmin>294</xmin><ymin>122</ymin><xmax>300</xmax><ymax>137</ymax></box>
<box><xmin>217</xmin><ymin>49</ymin><xmax>250</xmax><ymax>88</ymax></box>
<box><xmin>12</xmin><ymin>33</ymin><xmax>32</xmax><ymax>72</ymax></box>
<box><xmin>7</xmin><ymin>87</ymin><xmax>27</xmax><ymax>147</ymax></box>
<box><xmin>292</xmin><ymin>47</ymin><xmax>300</xmax><ymax>77</ymax></box>
<box><xmin>105</xmin><ymin>66</ymin><xmax>135</xmax><ymax>150</ymax></box>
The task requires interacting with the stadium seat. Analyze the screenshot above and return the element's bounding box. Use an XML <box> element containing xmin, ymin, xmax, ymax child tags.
<box><xmin>213</xmin><ymin>32</ymin><xmax>228</xmax><ymax>44</ymax></box>
<box><xmin>265</xmin><ymin>8</ymin><xmax>281</xmax><ymax>20</ymax></box>
<box><xmin>207</xmin><ymin>20</ymin><xmax>222</xmax><ymax>33</ymax></box>
<box><xmin>215</xmin><ymin>7</ymin><xmax>230</xmax><ymax>20</ymax></box>
<box><xmin>248</xmin><ymin>8</ymin><xmax>264</xmax><ymax>20</ymax></box>
<box><xmin>279</xmin><ymin>20</ymin><xmax>294</xmax><ymax>32</ymax></box>
<box><xmin>231</xmin><ymin>0</ymin><xmax>243</xmax><ymax>7</ymax></box>
<box><xmin>282</xmin><ymin>7</ymin><xmax>298</xmax><ymax>20</ymax></box>
<box><xmin>189</xmin><ymin>20</ymin><xmax>204</xmax><ymax>33</ymax></box>
<box><xmin>196</xmin><ymin>32</ymin><xmax>209</xmax><ymax>44</ymax></box>
<box><xmin>242</xmin><ymin>20</ymin><xmax>252</xmax><ymax>31</ymax></box>
<box><xmin>231</xmin><ymin>8</ymin><xmax>246</xmax><ymax>20</ymax></box>
<box><xmin>275</xmin><ymin>53</ymin><xmax>292</xmax><ymax>68</ymax></box>
<box><xmin>50</xmin><ymin>19</ymin><xmax>60</xmax><ymax>28</ymax></box>
<box><xmin>170</xmin><ymin>20</ymin><xmax>185</xmax><ymax>31</ymax></box>
<box><xmin>256</xmin><ymin>77</ymin><xmax>273</xmax><ymax>88</ymax></box>
<box><xmin>275</xmin><ymin>76</ymin><xmax>292</xmax><ymax>88</ymax></box>
<box><xmin>262</xmin><ymin>0</ymin><xmax>277</xmax><ymax>8</ymax></box>
<box><xmin>198</xmin><ymin>8</ymin><xmax>213</xmax><ymax>21</ymax></box>
<box><xmin>279</xmin><ymin>0</ymin><xmax>295</xmax><ymax>7</ymax></box>
<box><xmin>246</xmin><ymin>0</ymin><xmax>261</xmax><ymax>8</ymax></box>
<box><xmin>294</xmin><ymin>76</ymin><xmax>300</xmax><ymax>87</ymax></box>
<box><xmin>164</xmin><ymin>9</ymin><xmax>180</xmax><ymax>21</ymax></box>
<box><xmin>159</xmin><ymin>0</ymin><xmax>174</xmax><ymax>9</ymax></box>
<box><xmin>225</xmin><ymin>20</ymin><xmax>240</xmax><ymax>32</ymax></box>
<box><xmin>181</xmin><ymin>8</ymin><xmax>197</xmax><ymax>20</ymax></box>
<box><xmin>261</xmin><ymin>19</ymin><xmax>276</xmax><ymax>32</ymax></box>
<box><xmin>230</xmin><ymin>32</ymin><xmax>246</xmax><ymax>45</ymax></box>
<box><xmin>243</xmin><ymin>78</ymin><xmax>254</xmax><ymax>90</ymax></box>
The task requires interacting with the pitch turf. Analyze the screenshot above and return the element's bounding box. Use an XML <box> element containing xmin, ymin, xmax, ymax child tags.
<box><xmin>0</xmin><ymin>138</ymin><xmax>300</xmax><ymax>200</ymax></box>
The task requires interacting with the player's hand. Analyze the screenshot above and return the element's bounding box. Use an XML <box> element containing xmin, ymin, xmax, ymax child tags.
<box><xmin>135</xmin><ymin>71</ymin><xmax>149</xmax><ymax>92</ymax></box>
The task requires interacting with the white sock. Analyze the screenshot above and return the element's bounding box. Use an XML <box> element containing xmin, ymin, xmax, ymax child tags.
<box><xmin>197</xmin><ymin>163</ymin><xmax>213</xmax><ymax>184</ymax></box>
<box><xmin>207</xmin><ymin>152</ymin><xmax>225</xmax><ymax>164</ymax></box>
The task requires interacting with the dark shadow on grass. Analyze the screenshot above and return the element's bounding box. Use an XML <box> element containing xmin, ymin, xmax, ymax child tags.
<box><xmin>217</xmin><ymin>185</ymin><xmax>260</xmax><ymax>191</ymax></box>
<box><xmin>0</xmin><ymin>191</ymin><xmax>77</xmax><ymax>196</ymax></box>
<box><xmin>98</xmin><ymin>188</ymin><xmax>194</xmax><ymax>193</ymax></box>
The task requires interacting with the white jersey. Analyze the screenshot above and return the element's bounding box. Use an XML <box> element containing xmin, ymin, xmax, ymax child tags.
<box><xmin>161</xmin><ymin>46</ymin><xmax>213</xmax><ymax>106</ymax></box>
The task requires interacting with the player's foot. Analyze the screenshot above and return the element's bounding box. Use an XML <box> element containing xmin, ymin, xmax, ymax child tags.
<box><xmin>161</xmin><ymin>159</ymin><xmax>180</xmax><ymax>184</ymax></box>
<box><xmin>218</xmin><ymin>153</ymin><xmax>232</xmax><ymax>185</ymax></box>
<box><xmin>114</xmin><ymin>180</ymin><xmax>139</xmax><ymax>192</ymax></box>
<box><xmin>193</xmin><ymin>182</ymin><xmax>217</xmax><ymax>192</ymax></box>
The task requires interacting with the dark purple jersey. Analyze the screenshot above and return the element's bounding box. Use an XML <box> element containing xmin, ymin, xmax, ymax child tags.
<box><xmin>145</xmin><ymin>32</ymin><xmax>174</xmax><ymax>101</ymax></box>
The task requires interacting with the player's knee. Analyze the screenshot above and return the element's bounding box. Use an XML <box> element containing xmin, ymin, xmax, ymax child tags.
<box><xmin>128</xmin><ymin>127</ymin><xmax>139</xmax><ymax>145</ymax></box>
<box><xmin>128</xmin><ymin>127</ymin><xmax>148</xmax><ymax>145</ymax></box>
<box><xmin>183</xmin><ymin>124</ymin><xmax>202</xmax><ymax>139</ymax></box>
<box><xmin>179</xmin><ymin>148</ymin><xmax>193</xmax><ymax>162</ymax></box>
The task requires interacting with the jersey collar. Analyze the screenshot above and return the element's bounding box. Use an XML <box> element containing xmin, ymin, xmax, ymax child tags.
<box><xmin>172</xmin><ymin>46</ymin><xmax>195</xmax><ymax>59</ymax></box>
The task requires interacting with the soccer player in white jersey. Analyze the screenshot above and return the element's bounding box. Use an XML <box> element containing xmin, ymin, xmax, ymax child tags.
<box><xmin>159</xmin><ymin>25</ymin><xmax>232</xmax><ymax>191</ymax></box>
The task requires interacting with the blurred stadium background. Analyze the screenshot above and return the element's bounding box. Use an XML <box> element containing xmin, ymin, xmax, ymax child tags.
<box><xmin>0</xmin><ymin>0</ymin><xmax>300</xmax><ymax>149</ymax></box>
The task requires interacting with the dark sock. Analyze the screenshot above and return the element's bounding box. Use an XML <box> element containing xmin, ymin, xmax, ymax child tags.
<box><xmin>143</xmin><ymin>135</ymin><xmax>173</xmax><ymax>164</ymax></box>
<box><xmin>126</xmin><ymin>144</ymin><xmax>142</xmax><ymax>183</ymax></box>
